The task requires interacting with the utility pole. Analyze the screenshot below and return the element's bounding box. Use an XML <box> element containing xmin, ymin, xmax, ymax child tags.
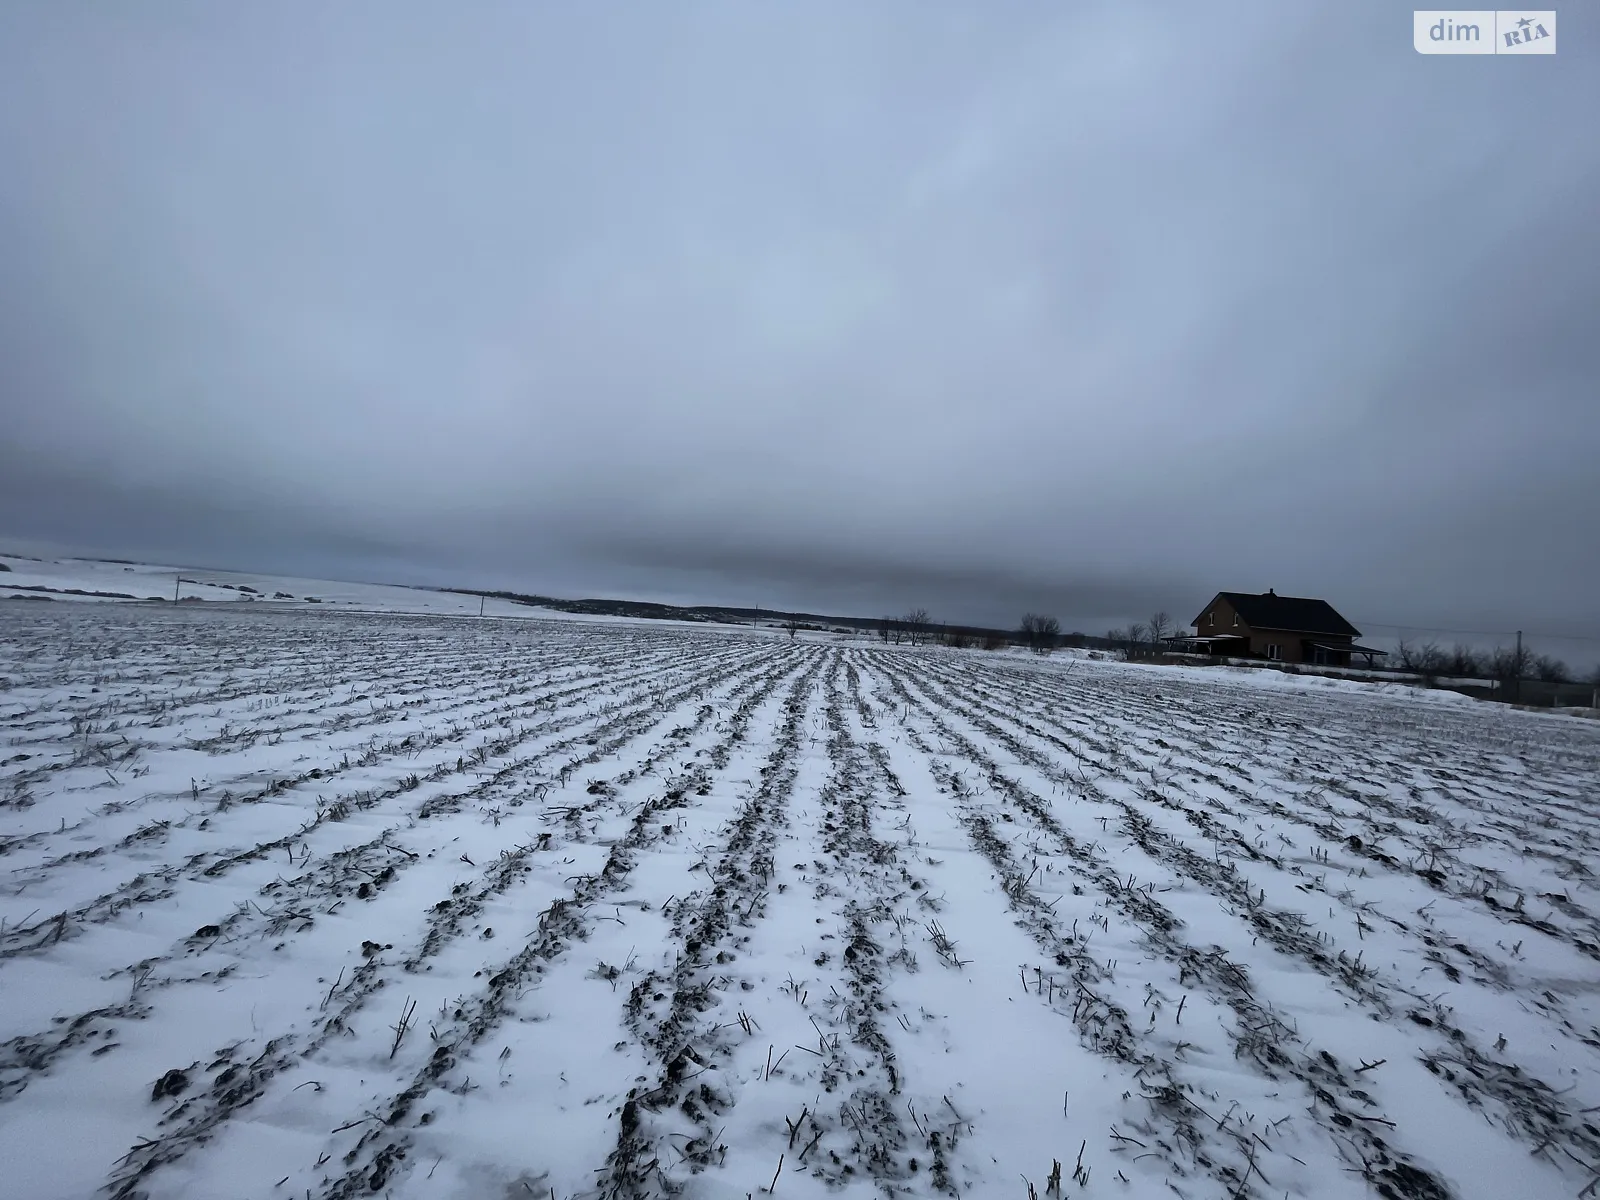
<box><xmin>173</xmin><ymin>575</ymin><xmax>180</xmax><ymax>604</ymax></box>
<box><xmin>1515</xmin><ymin>630</ymin><xmax>1523</xmax><ymax>704</ymax></box>
<box><xmin>479</xmin><ymin>594</ymin><xmax>485</xmax><ymax>618</ymax></box>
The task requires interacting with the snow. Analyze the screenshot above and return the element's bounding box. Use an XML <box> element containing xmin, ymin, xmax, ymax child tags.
<box><xmin>0</xmin><ymin>552</ymin><xmax>818</xmax><ymax>638</ymax></box>
<box><xmin>2</xmin><ymin>601</ymin><xmax>1598</xmax><ymax>1200</ymax></box>
<box><xmin>0</xmin><ymin>552</ymin><xmax>529</xmax><ymax>614</ymax></box>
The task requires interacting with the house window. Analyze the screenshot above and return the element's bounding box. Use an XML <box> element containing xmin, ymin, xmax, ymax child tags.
<box><xmin>1266</xmin><ymin>643</ymin><xmax>1282</xmax><ymax>660</ymax></box>
<box><xmin>1233</xmin><ymin>614</ymin><xmax>1239</xmax><ymax>627</ymax></box>
<box><xmin>1207</xmin><ymin>611</ymin><xmax>1214</xmax><ymax>626</ymax></box>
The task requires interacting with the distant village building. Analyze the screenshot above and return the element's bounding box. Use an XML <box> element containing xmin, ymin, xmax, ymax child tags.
<box><xmin>1169</xmin><ymin>590</ymin><xmax>1388</xmax><ymax>667</ymax></box>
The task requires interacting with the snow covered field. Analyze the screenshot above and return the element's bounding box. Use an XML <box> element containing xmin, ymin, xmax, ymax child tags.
<box><xmin>2</xmin><ymin>604</ymin><xmax>1599</xmax><ymax>1200</ymax></box>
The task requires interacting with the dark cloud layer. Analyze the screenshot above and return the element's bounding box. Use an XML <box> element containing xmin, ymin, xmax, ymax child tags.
<box><xmin>2</xmin><ymin>2</ymin><xmax>1597</xmax><ymax>639</ymax></box>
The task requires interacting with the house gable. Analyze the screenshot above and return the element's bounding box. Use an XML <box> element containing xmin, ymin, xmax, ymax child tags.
<box><xmin>1192</xmin><ymin>594</ymin><xmax>1246</xmax><ymax>632</ymax></box>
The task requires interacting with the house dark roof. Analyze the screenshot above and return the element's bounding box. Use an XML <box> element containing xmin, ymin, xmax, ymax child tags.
<box><xmin>1203</xmin><ymin>591</ymin><xmax>1361</xmax><ymax>638</ymax></box>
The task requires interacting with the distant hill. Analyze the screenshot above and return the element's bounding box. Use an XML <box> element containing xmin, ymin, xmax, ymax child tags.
<box><xmin>442</xmin><ymin>588</ymin><xmax>1053</xmax><ymax>645</ymax></box>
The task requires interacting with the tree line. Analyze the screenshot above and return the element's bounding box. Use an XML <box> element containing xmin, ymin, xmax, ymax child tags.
<box><xmin>1392</xmin><ymin>638</ymin><xmax>1595</xmax><ymax>685</ymax></box>
<box><xmin>1104</xmin><ymin>612</ymin><xmax>1176</xmax><ymax>659</ymax></box>
<box><xmin>868</xmin><ymin>610</ymin><xmax>1073</xmax><ymax>655</ymax></box>
<box><xmin>821</xmin><ymin>606</ymin><xmax>1597</xmax><ymax>690</ymax></box>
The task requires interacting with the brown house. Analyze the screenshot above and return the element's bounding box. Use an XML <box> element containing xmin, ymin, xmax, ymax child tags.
<box><xmin>1173</xmin><ymin>590</ymin><xmax>1387</xmax><ymax>667</ymax></box>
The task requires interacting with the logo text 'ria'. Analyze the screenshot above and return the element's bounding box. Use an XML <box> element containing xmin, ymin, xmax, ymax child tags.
<box><xmin>1503</xmin><ymin>15</ymin><xmax>1550</xmax><ymax>46</ymax></box>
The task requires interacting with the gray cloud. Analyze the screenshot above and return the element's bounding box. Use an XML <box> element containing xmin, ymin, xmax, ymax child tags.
<box><xmin>2</xmin><ymin>1</ymin><xmax>1597</xmax><ymax>647</ymax></box>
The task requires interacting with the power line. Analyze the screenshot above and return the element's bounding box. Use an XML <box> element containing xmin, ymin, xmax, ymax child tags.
<box><xmin>1352</xmin><ymin>620</ymin><xmax>1600</xmax><ymax>644</ymax></box>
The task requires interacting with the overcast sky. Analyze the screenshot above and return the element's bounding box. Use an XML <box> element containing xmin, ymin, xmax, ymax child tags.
<box><xmin>1</xmin><ymin>2</ymin><xmax>1596</xmax><ymax>641</ymax></box>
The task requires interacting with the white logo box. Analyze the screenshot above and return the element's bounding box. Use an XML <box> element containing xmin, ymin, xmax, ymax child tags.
<box><xmin>1414</xmin><ymin>10</ymin><xmax>1556</xmax><ymax>53</ymax></box>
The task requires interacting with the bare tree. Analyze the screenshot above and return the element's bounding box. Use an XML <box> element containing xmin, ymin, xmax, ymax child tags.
<box><xmin>1128</xmin><ymin>622</ymin><xmax>1149</xmax><ymax>660</ymax></box>
<box><xmin>1394</xmin><ymin>638</ymin><xmax>1444</xmax><ymax>675</ymax></box>
<box><xmin>782</xmin><ymin>618</ymin><xmax>803</xmax><ymax>641</ymax></box>
<box><xmin>1533</xmin><ymin>653</ymin><xmax>1570</xmax><ymax>683</ymax></box>
<box><xmin>902</xmin><ymin>608</ymin><xmax>933</xmax><ymax>646</ymax></box>
<box><xmin>1416</xmin><ymin>641</ymin><xmax>1446</xmax><ymax>676</ymax></box>
<box><xmin>1038</xmin><ymin>614</ymin><xmax>1061</xmax><ymax>653</ymax></box>
<box><xmin>1017</xmin><ymin>613</ymin><xmax>1061</xmax><ymax>655</ymax></box>
<box><xmin>1394</xmin><ymin>637</ymin><xmax>1418</xmax><ymax>672</ymax></box>
<box><xmin>1490</xmin><ymin>642</ymin><xmax>1532</xmax><ymax>683</ymax></box>
<box><xmin>1147</xmin><ymin>612</ymin><xmax>1173</xmax><ymax>651</ymax></box>
<box><xmin>1444</xmin><ymin>644</ymin><xmax>1482</xmax><ymax>678</ymax></box>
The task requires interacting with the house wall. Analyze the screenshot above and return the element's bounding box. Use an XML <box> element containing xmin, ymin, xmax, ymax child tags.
<box><xmin>1195</xmin><ymin>596</ymin><xmax>1245</xmax><ymax>635</ymax></box>
<box><xmin>1244</xmin><ymin>632</ymin><xmax>1355</xmax><ymax>664</ymax></box>
<box><xmin>1246</xmin><ymin>632</ymin><xmax>1304</xmax><ymax>662</ymax></box>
